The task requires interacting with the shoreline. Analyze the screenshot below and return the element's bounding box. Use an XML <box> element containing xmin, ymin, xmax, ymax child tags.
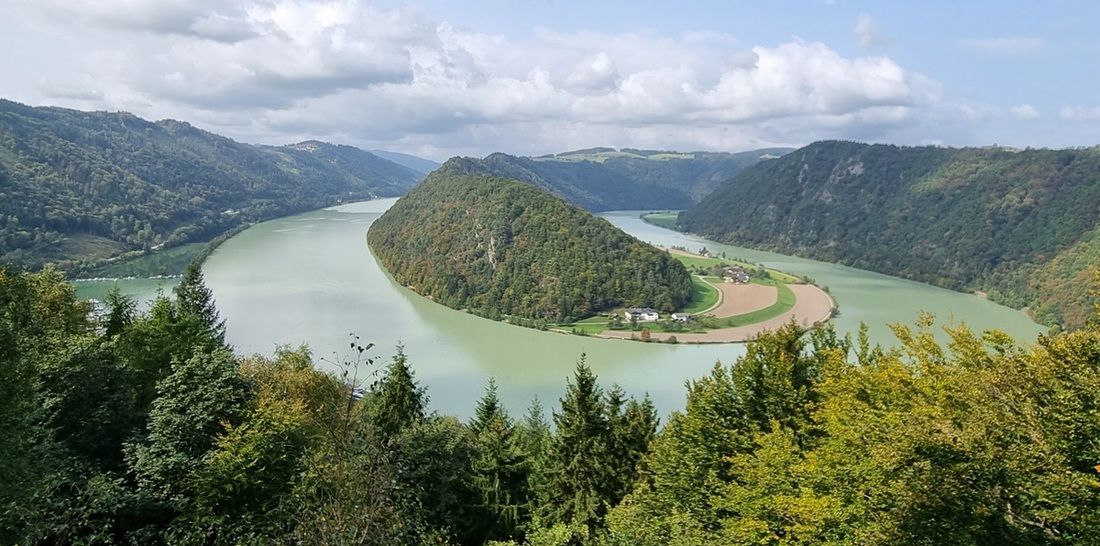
<box><xmin>594</xmin><ymin>283</ymin><xmax>835</xmax><ymax>344</ymax></box>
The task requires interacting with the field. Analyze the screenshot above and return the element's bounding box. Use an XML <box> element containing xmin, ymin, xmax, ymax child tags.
<box><xmin>680</xmin><ymin>276</ymin><xmax>720</xmax><ymax>314</ymax></box>
<box><xmin>667</xmin><ymin>249</ymin><xmax>802</xmax><ymax>283</ymax></box>
<box><xmin>553</xmin><ymin>245</ymin><xmax>832</xmax><ymax>343</ymax></box>
<box><xmin>598</xmin><ymin>283</ymin><xmax>834</xmax><ymax>343</ymax></box>
<box><xmin>716</xmin><ymin>281</ymin><xmax>795</xmax><ymax>327</ymax></box>
<box><xmin>85</xmin><ymin>243</ymin><xmax>206</xmax><ymax>278</ymax></box>
<box><xmin>560</xmin><ymin>315</ymin><xmax>708</xmax><ymax>336</ymax></box>
<box><xmin>641</xmin><ymin>212</ymin><xmax>680</xmax><ymax>231</ymax></box>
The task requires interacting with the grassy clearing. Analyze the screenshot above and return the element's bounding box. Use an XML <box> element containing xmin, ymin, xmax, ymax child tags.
<box><xmin>555</xmin><ymin>316</ymin><xmax>708</xmax><ymax>336</ymax></box>
<box><xmin>670</xmin><ymin>252</ymin><xmax>801</xmax><ymax>283</ymax></box>
<box><xmin>681</xmin><ymin>276</ymin><xmax>720</xmax><ymax>314</ymax></box>
<box><xmin>641</xmin><ymin>212</ymin><xmax>680</xmax><ymax>231</ymax></box>
<box><xmin>535</xmin><ymin>150</ymin><xmax>695</xmax><ymax>163</ymax></box>
<box><xmin>647</xmin><ymin>153</ymin><xmax>694</xmax><ymax>161</ymax></box>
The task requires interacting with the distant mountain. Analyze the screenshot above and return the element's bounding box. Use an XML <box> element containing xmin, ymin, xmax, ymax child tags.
<box><xmin>679</xmin><ymin>140</ymin><xmax>1100</xmax><ymax>329</ymax></box>
<box><xmin>367</xmin><ymin>166</ymin><xmax>693</xmax><ymax>323</ymax></box>
<box><xmin>369</xmin><ymin>149</ymin><xmax>441</xmax><ymax>177</ymax></box>
<box><xmin>0</xmin><ymin>100</ymin><xmax>421</xmax><ymax>271</ymax></box>
<box><xmin>438</xmin><ymin>147</ymin><xmax>790</xmax><ymax>211</ymax></box>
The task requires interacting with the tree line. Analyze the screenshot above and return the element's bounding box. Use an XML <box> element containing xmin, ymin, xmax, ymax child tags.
<box><xmin>2</xmin><ymin>266</ymin><xmax>1099</xmax><ymax>544</ymax></box>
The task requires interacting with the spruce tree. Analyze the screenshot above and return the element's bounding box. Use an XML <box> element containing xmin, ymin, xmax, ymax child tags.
<box><xmin>102</xmin><ymin>285</ymin><xmax>136</xmax><ymax>337</ymax></box>
<box><xmin>470</xmin><ymin>379</ymin><xmax>530</xmax><ymax>541</ymax></box>
<box><xmin>545</xmin><ymin>357</ymin><xmax>612</xmax><ymax>534</ymax></box>
<box><xmin>516</xmin><ymin>397</ymin><xmax>552</xmax><ymax>517</ymax></box>
<box><xmin>174</xmin><ymin>261</ymin><xmax>225</xmax><ymax>344</ymax></box>
<box><xmin>368</xmin><ymin>346</ymin><xmax>426</xmax><ymax>443</ymax></box>
<box><xmin>470</xmin><ymin>378</ymin><xmax>504</xmax><ymax>435</ymax></box>
<box><xmin>606</xmin><ymin>390</ymin><xmax>658</xmax><ymax>502</ymax></box>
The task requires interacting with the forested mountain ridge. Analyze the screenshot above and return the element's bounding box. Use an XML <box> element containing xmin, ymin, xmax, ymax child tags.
<box><xmin>0</xmin><ymin>99</ymin><xmax>422</xmax><ymax>272</ymax></box>
<box><xmin>367</xmin><ymin>168</ymin><xmax>693</xmax><ymax>322</ymax></box>
<box><xmin>538</xmin><ymin>147</ymin><xmax>792</xmax><ymax>202</ymax></box>
<box><xmin>440</xmin><ymin>147</ymin><xmax>788</xmax><ymax>211</ymax></box>
<box><xmin>679</xmin><ymin>140</ymin><xmax>1100</xmax><ymax>328</ymax></box>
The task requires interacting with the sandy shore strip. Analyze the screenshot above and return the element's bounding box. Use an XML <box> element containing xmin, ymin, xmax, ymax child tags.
<box><xmin>598</xmin><ymin>284</ymin><xmax>835</xmax><ymax>344</ymax></box>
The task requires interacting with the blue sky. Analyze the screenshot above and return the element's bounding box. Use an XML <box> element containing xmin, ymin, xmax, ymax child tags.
<box><xmin>2</xmin><ymin>0</ymin><xmax>1097</xmax><ymax>159</ymax></box>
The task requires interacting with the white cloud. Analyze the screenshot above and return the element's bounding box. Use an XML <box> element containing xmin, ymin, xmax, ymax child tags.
<box><xmin>565</xmin><ymin>53</ymin><xmax>620</xmax><ymax>93</ymax></box>
<box><xmin>1009</xmin><ymin>104</ymin><xmax>1040</xmax><ymax>120</ymax></box>
<box><xmin>853</xmin><ymin>13</ymin><xmax>888</xmax><ymax>49</ymax></box>
<box><xmin>6</xmin><ymin>0</ymin><xmax>949</xmax><ymax>157</ymax></box>
<box><xmin>960</xmin><ymin>37</ymin><xmax>1044</xmax><ymax>54</ymax></box>
<box><xmin>36</xmin><ymin>0</ymin><xmax>257</xmax><ymax>42</ymax></box>
<box><xmin>1060</xmin><ymin>106</ymin><xmax>1100</xmax><ymax>121</ymax></box>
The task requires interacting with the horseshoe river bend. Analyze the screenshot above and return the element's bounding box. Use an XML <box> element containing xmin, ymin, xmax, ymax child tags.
<box><xmin>76</xmin><ymin>199</ymin><xmax>1045</xmax><ymax>418</ymax></box>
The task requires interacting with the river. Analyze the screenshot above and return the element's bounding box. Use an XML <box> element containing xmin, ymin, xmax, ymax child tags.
<box><xmin>76</xmin><ymin>199</ymin><xmax>1045</xmax><ymax>419</ymax></box>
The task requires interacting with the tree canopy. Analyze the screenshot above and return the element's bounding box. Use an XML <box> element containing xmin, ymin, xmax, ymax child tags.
<box><xmin>2</xmin><ymin>267</ymin><xmax>1100</xmax><ymax>545</ymax></box>
<box><xmin>368</xmin><ymin>170</ymin><xmax>694</xmax><ymax>322</ymax></box>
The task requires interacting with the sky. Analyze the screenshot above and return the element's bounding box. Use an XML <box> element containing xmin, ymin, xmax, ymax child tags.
<box><xmin>1</xmin><ymin>0</ymin><xmax>1098</xmax><ymax>160</ymax></box>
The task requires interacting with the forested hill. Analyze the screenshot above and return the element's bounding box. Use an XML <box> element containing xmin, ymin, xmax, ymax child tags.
<box><xmin>0</xmin><ymin>99</ymin><xmax>422</xmax><ymax>271</ymax></box>
<box><xmin>679</xmin><ymin>140</ymin><xmax>1100</xmax><ymax>328</ymax></box>
<box><xmin>367</xmin><ymin>169</ymin><xmax>693</xmax><ymax>322</ymax></box>
<box><xmin>438</xmin><ymin>147</ymin><xmax>787</xmax><ymax>211</ymax></box>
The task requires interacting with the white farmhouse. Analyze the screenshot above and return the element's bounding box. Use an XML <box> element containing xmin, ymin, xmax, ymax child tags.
<box><xmin>624</xmin><ymin>307</ymin><xmax>660</xmax><ymax>322</ymax></box>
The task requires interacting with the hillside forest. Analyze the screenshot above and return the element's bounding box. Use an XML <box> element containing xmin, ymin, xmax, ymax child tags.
<box><xmin>680</xmin><ymin>140</ymin><xmax>1100</xmax><ymax>329</ymax></box>
<box><xmin>438</xmin><ymin>147</ymin><xmax>787</xmax><ymax>212</ymax></box>
<box><xmin>0</xmin><ymin>100</ymin><xmax>422</xmax><ymax>274</ymax></box>
<box><xmin>367</xmin><ymin>169</ymin><xmax>693</xmax><ymax>323</ymax></box>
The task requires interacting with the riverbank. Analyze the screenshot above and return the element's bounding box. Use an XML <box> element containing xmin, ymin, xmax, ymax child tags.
<box><xmin>77</xmin><ymin>200</ymin><xmax>1046</xmax><ymax>418</ymax></box>
<box><xmin>596</xmin><ymin>283</ymin><xmax>834</xmax><ymax>343</ymax></box>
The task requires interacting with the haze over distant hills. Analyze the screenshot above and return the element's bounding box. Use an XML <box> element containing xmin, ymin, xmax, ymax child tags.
<box><xmin>438</xmin><ymin>147</ymin><xmax>791</xmax><ymax>211</ymax></box>
<box><xmin>0</xmin><ymin>100</ymin><xmax>421</xmax><ymax>271</ymax></box>
<box><xmin>369</xmin><ymin>150</ymin><xmax>441</xmax><ymax>177</ymax></box>
<box><xmin>679</xmin><ymin>140</ymin><xmax>1100</xmax><ymax>329</ymax></box>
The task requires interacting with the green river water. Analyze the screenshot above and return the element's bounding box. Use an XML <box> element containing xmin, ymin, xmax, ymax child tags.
<box><xmin>76</xmin><ymin>199</ymin><xmax>1045</xmax><ymax>418</ymax></box>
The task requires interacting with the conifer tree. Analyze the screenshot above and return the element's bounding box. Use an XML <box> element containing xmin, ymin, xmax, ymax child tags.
<box><xmin>127</xmin><ymin>347</ymin><xmax>252</xmax><ymax>506</ymax></box>
<box><xmin>470</xmin><ymin>378</ymin><xmax>504</xmax><ymax>435</ymax></box>
<box><xmin>102</xmin><ymin>285</ymin><xmax>136</xmax><ymax>337</ymax></box>
<box><xmin>174</xmin><ymin>261</ymin><xmax>225</xmax><ymax>344</ymax></box>
<box><xmin>516</xmin><ymin>397</ymin><xmax>552</xmax><ymax>513</ymax></box>
<box><xmin>545</xmin><ymin>357</ymin><xmax>612</xmax><ymax>534</ymax></box>
<box><xmin>607</xmin><ymin>391</ymin><xmax>658</xmax><ymax>502</ymax></box>
<box><xmin>470</xmin><ymin>379</ymin><xmax>530</xmax><ymax>541</ymax></box>
<box><xmin>368</xmin><ymin>346</ymin><xmax>426</xmax><ymax>443</ymax></box>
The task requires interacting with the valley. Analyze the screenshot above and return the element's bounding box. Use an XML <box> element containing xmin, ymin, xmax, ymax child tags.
<box><xmin>5</xmin><ymin>3</ymin><xmax>1099</xmax><ymax>541</ymax></box>
<box><xmin>76</xmin><ymin>198</ymin><xmax>1045</xmax><ymax>419</ymax></box>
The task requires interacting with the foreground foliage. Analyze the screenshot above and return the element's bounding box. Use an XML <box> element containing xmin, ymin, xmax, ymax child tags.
<box><xmin>680</xmin><ymin>140</ymin><xmax>1100</xmax><ymax>329</ymax></box>
<box><xmin>2</xmin><ymin>268</ymin><xmax>1099</xmax><ymax>545</ymax></box>
<box><xmin>368</xmin><ymin>170</ymin><xmax>693</xmax><ymax>322</ymax></box>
